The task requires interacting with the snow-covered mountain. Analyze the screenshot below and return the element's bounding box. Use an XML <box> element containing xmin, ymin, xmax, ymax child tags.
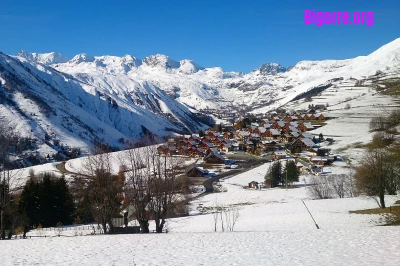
<box><xmin>2</xmin><ymin>37</ymin><xmax>400</xmax><ymax>159</ymax></box>
<box><xmin>22</xmin><ymin>37</ymin><xmax>399</xmax><ymax>114</ymax></box>
<box><xmin>0</xmin><ymin>52</ymin><xmax>207</xmax><ymax>160</ymax></box>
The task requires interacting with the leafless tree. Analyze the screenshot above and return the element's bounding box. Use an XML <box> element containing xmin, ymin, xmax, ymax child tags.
<box><xmin>307</xmin><ymin>175</ymin><xmax>333</xmax><ymax>199</ymax></box>
<box><xmin>121</xmin><ymin>145</ymin><xmax>187</xmax><ymax>233</ymax></box>
<box><xmin>80</xmin><ymin>153</ymin><xmax>123</xmax><ymax>234</ymax></box>
<box><xmin>354</xmin><ymin>148</ymin><xmax>399</xmax><ymax>208</ymax></box>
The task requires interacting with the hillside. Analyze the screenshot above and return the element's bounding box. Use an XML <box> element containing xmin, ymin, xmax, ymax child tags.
<box><xmin>1</xmin><ymin>38</ymin><xmax>399</xmax><ymax>163</ymax></box>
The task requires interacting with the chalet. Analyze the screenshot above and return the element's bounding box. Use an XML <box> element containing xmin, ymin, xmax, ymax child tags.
<box><xmin>292</xmin><ymin>138</ymin><xmax>315</xmax><ymax>152</ymax></box>
<box><xmin>157</xmin><ymin>145</ymin><xmax>168</xmax><ymax>154</ymax></box>
<box><xmin>298</xmin><ymin>132</ymin><xmax>314</xmax><ymax>140</ymax></box>
<box><xmin>271</xmin><ymin>116</ymin><xmax>281</xmax><ymax>122</ymax></box>
<box><xmin>309</xmin><ymin>114</ymin><xmax>317</xmax><ymax>120</ymax></box>
<box><xmin>261</xmin><ymin>140</ymin><xmax>278</xmax><ymax>152</ymax></box>
<box><xmin>186</xmin><ymin>165</ymin><xmax>209</xmax><ymax>177</ymax></box>
<box><xmin>260</xmin><ymin>119</ymin><xmax>270</xmax><ymax>126</ymax></box>
<box><xmin>207</xmin><ymin>131</ymin><xmax>217</xmax><ymax>140</ymax></box>
<box><xmin>272</xmin><ymin>150</ymin><xmax>287</xmax><ymax>160</ymax></box>
<box><xmin>238</xmin><ymin>131</ymin><xmax>250</xmax><ymax>140</ymax></box>
<box><xmin>263</xmin><ymin>123</ymin><xmax>272</xmax><ymax>129</ymax></box>
<box><xmin>269</xmin><ymin>129</ymin><xmax>281</xmax><ymax>140</ymax></box>
<box><xmin>192</xmin><ymin>148</ymin><xmax>204</xmax><ymax>157</ymax></box>
<box><xmin>248</xmin><ymin>181</ymin><xmax>259</xmax><ymax>189</ymax></box>
<box><xmin>218</xmin><ymin>143</ymin><xmax>232</xmax><ymax>153</ymax></box>
<box><xmin>189</xmin><ymin>135</ymin><xmax>201</xmax><ymax>142</ymax></box>
<box><xmin>165</xmin><ymin>146</ymin><xmax>177</xmax><ymax>155</ymax></box>
<box><xmin>201</xmin><ymin>136</ymin><xmax>212</xmax><ymax>142</ymax></box>
<box><xmin>223</xmin><ymin>132</ymin><xmax>231</xmax><ymax>139</ymax></box>
<box><xmin>250</xmin><ymin>133</ymin><xmax>261</xmax><ymax>140</ymax></box>
<box><xmin>204</xmin><ymin>152</ymin><xmax>225</xmax><ymax>164</ymax></box>
<box><xmin>178</xmin><ymin>146</ymin><xmax>189</xmax><ymax>156</ymax></box>
<box><xmin>281</xmin><ymin>134</ymin><xmax>295</xmax><ymax>143</ymax></box>
<box><xmin>310</xmin><ymin>156</ymin><xmax>328</xmax><ymax>166</ymax></box>
<box><xmin>316</xmin><ymin>113</ymin><xmax>325</xmax><ymax>120</ymax></box>
<box><xmin>272</xmin><ymin>121</ymin><xmax>285</xmax><ymax>129</ymax></box>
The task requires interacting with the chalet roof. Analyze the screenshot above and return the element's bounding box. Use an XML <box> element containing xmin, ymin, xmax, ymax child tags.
<box><xmin>189</xmin><ymin>141</ymin><xmax>197</xmax><ymax>145</ymax></box>
<box><xmin>289</xmin><ymin>126</ymin><xmax>299</xmax><ymax>132</ymax></box>
<box><xmin>303</xmin><ymin>122</ymin><xmax>314</xmax><ymax>130</ymax></box>
<box><xmin>273</xmin><ymin>151</ymin><xmax>287</xmax><ymax>156</ymax></box>
<box><xmin>191</xmin><ymin>134</ymin><xmax>200</xmax><ymax>140</ymax></box>
<box><xmin>277</xmin><ymin>121</ymin><xmax>285</xmax><ymax>127</ymax></box>
<box><xmin>291</xmin><ymin>132</ymin><xmax>300</xmax><ymax>138</ymax></box>
<box><xmin>249</xmin><ymin>181</ymin><xmax>259</xmax><ymax>185</ymax></box>
<box><xmin>204</xmin><ymin>151</ymin><xmax>224</xmax><ymax>161</ymax></box>
<box><xmin>241</xmin><ymin>131</ymin><xmax>250</xmax><ymax>137</ymax></box>
<box><xmin>250</xmin><ymin>133</ymin><xmax>260</xmax><ymax>138</ymax></box>
<box><xmin>301</xmin><ymin>132</ymin><xmax>313</xmax><ymax>139</ymax></box>
<box><xmin>270</xmin><ymin>129</ymin><xmax>280</xmax><ymax>136</ymax></box>
<box><xmin>258</xmin><ymin>127</ymin><xmax>267</xmax><ymax>133</ymax></box>
<box><xmin>262</xmin><ymin>119</ymin><xmax>269</xmax><ymax>123</ymax></box>
<box><xmin>180</xmin><ymin>146</ymin><xmax>189</xmax><ymax>150</ymax></box>
<box><xmin>263</xmin><ymin>123</ymin><xmax>272</xmax><ymax>129</ymax></box>
<box><xmin>311</xmin><ymin>156</ymin><xmax>327</xmax><ymax>162</ymax></box>
<box><xmin>289</xmin><ymin>121</ymin><xmax>299</xmax><ymax>127</ymax></box>
<box><xmin>300</xmin><ymin>138</ymin><xmax>316</xmax><ymax>147</ymax></box>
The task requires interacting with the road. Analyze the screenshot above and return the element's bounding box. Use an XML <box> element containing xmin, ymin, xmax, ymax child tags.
<box><xmin>202</xmin><ymin>158</ymin><xmax>269</xmax><ymax>193</ymax></box>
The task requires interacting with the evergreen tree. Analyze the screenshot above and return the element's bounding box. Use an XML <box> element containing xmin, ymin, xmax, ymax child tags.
<box><xmin>283</xmin><ymin>161</ymin><xmax>300</xmax><ymax>186</ymax></box>
<box><xmin>265</xmin><ymin>161</ymin><xmax>283</xmax><ymax>187</ymax></box>
<box><xmin>319</xmin><ymin>133</ymin><xmax>324</xmax><ymax>141</ymax></box>
<box><xmin>19</xmin><ymin>173</ymin><xmax>75</xmax><ymax>227</ymax></box>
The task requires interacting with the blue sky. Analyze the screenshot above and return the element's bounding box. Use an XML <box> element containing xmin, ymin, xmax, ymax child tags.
<box><xmin>1</xmin><ymin>0</ymin><xmax>399</xmax><ymax>72</ymax></box>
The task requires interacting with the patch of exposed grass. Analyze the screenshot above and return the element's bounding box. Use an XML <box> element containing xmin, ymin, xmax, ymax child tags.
<box><xmin>350</xmin><ymin>205</ymin><xmax>400</xmax><ymax>226</ymax></box>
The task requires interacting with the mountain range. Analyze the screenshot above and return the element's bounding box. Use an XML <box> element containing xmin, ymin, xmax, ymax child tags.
<box><xmin>1</xmin><ymin>37</ymin><xmax>400</xmax><ymax>159</ymax></box>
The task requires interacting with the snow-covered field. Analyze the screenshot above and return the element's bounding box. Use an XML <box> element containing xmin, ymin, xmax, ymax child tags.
<box><xmin>4</xmin><ymin>161</ymin><xmax>400</xmax><ymax>265</ymax></box>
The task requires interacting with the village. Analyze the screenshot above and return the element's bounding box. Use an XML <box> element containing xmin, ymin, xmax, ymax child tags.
<box><xmin>157</xmin><ymin>109</ymin><xmax>339</xmax><ymax>185</ymax></box>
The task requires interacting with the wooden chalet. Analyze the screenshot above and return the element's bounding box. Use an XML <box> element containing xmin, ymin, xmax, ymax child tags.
<box><xmin>204</xmin><ymin>152</ymin><xmax>225</xmax><ymax>164</ymax></box>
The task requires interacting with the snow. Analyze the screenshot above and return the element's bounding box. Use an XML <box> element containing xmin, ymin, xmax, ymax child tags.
<box><xmin>2</xmin><ymin>229</ymin><xmax>400</xmax><ymax>265</ymax></box>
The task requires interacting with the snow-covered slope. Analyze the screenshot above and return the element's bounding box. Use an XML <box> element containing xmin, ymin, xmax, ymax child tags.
<box><xmin>4</xmin><ymin>37</ymin><xmax>400</xmax><ymax>158</ymax></box>
<box><xmin>0</xmin><ymin>52</ymin><xmax>206</xmax><ymax>159</ymax></box>
<box><xmin>23</xmin><ymin>37</ymin><xmax>399</xmax><ymax>114</ymax></box>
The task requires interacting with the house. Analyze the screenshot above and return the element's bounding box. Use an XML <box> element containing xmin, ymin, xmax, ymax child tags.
<box><xmin>260</xmin><ymin>119</ymin><xmax>270</xmax><ymax>126</ymax></box>
<box><xmin>204</xmin><ymin>152</ymin><xmax>225</xmax><ymax>164</ymax></box>
<box><xmin>157</xmin><ymin>145</ymin><xmax>168</xmax><ymax>154</ymax></box>
<box><xmin>186</xmin><ymin>165</ymin><xmax>209</xmax><ymax>177</ymax></box>
<box><xmin>248</xmin><ymin>181</ymin><xmax>259</xmax><ymax>189</ymax></box>
<box><xmin>292</xmin><ymin>138</ymin><xmax>316</xmax><ymax>152</ymax></box>
<box><xmin>178</xmin><ymin>146</ymin><xmax>189</xmax><ymax>156</ymax></box>
<box><xmin>268</xmin><ymin>129</ymin><xmax>281</xmax><ymax>140</ymax></box>
<box><xmin>272</xmin><ymin>150</ymin><xmax>287</xmax><ymax>160</ymax></box>
<box><xmin>192</xmin><ymin>148</ymin><xmax>204</xmax><ymax>157</ymax></box>
<box><xmin>310</xmin><ymin>156</ymin><xmax>328</xmax><ymax>166</ymax></box>
<box><xmin>316</xmin><ymin>113</ymin><xmax>325</xmax><ymax>120</ymax></box>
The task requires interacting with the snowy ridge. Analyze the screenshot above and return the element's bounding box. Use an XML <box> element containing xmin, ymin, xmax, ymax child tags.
<box><xmin>0</xmin><ymin>52</ymin><xmax>206</xmax><ymax>157</ymax></box>
<box><xmin>42</xmin><ymin>37</ymin><xmax>400</xmax><ymax>114</ymax></box>
<box><xmin>2</xmin><ymin>37</ymin><xmax>400</xmax><ymax>156</ymax></box>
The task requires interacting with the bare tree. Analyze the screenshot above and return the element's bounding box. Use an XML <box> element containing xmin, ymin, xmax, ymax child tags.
<box><xmin>354</xmin><ymin>147</ymin><xmax>399</xmax><ymax>208</ymax></box>
<box><xmin>81</xmin><ymin>153</ymin><xmax>123</xmax><ymax>234</ymax></box>
<box><xmin>121</xmin><ymin>145</ymin><xmax>187</xmax><ymax>233</ymax></box>
<box><xmin>307</xmin><ymin>175</ymin><xmax>333</xmax><ymax>199</ymax></box>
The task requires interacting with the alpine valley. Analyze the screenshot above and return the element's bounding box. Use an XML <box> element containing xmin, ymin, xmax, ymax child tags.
<box><xmin>1</xmin><ymin>38</ymin><xmax>400</xmax><ymax>162</ymax></box>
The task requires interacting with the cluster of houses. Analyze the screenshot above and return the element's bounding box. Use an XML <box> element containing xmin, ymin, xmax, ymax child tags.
<box><xmin>157</xmin><ymin>113</ymin><xmax>327</xmax><ymax>162</ymax></box>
